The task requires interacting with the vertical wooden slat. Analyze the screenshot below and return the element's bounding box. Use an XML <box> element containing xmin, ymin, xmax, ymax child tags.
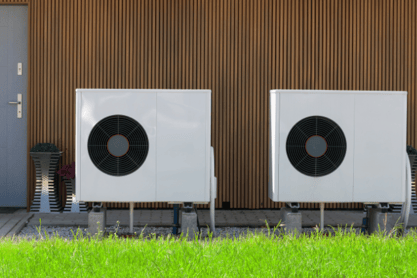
<box><xmin>94</xmin><ymin>0</ymin><xmax>98</xmax><ymax>89</ymax></box>
<box><xmin>41</xmin><ymin>0</ymin><xmax>46</xmax><ymax>142</ymax></box>
<box><xmin>412</xmin><ymin>0</ymin><xmax>416</xmax><ymax>148</ymax></box>
<box><xmin>69</xmin><ymin>0</ymin><xmax>74</xmax><ymax>167</ymax></box>
<box><xmin>407</xmin><ymin>0</ymin><xmax>412</xmax><ymax>145</ymax></box>
<box><xmin>259</xmin><ymin>0</ymin><xmax>265</xmax><ymax>209</ymax></box>
<box><xmin>87</xmin><ymin>0</ymin><xmax>92</xmax><ymax>89</ymax></box>
<box><xmin>51</xmin><ymin>0</ymin><xmax>56</xmax><ymax>153</ymax></box>
<box><xmin>341</xmin><ymin>0</ymin><xmax>345</xmax><ymax>92</ymax></box>
<box><xmin>251</xmin><ymin>0</ymin><xmax>257</xmax><ymax>208</ymax></box>
<box><xmin>231</xmin><ymin>0</ymin><xmax>236</xmax><ymax>208</ymax></box>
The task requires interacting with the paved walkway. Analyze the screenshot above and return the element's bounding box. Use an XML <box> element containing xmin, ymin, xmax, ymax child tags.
<box><xmin>1</xmin><ymin>209</ymin><xmax>416</xmax><ymax>237</ymax></box>
<box><xmin>0</xmin><ymin>210</ymin><xmax>34</xmax><ymax>237</ymax></box>
<box><xmin>26</xmin><ymin>209</ymin><xmax>417</xmax><ymax>228</ymax></box>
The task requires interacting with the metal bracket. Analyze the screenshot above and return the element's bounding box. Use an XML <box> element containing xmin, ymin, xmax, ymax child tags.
<box><xmin>378</xmin><ymin>202</ymin><xmax>389</xmax><ymax>213</ymax></box>
<box><xmin>183</xmin><ymin>202</ymin><xmax>193</xmax><ymax>213</ymax></box>
<box><xmin>286</xmin><ymin>202</ymin><xmax>300</xmax><ymax>212</ymax></box>
<box><xmin>92</xmin><ymin>202</ymin><xmax>103</xmax><ymax>212</ymax></box>
<box><xmin>363</xmin><ymin>204</ymin><xmax>373</xmax><ymax>212</ymax></box>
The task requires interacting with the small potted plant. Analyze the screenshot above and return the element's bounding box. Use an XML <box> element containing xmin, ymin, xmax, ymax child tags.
<box><xmin>29</xmin><ymin>143</ymin><xmax>63</xmax><ymax>213</ymax></box>
<box><xmin>57</xmin><ymin>162</ymin><xmax>87</xmax><ymax>213</ymax></box>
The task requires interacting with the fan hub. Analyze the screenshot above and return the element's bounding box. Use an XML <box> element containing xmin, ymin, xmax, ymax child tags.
<box><xmin>305</xmin><ymin>135</ymin><xmax>327</xmax><ymax>158</ymax></box>
<box><xmin>107</xmin><ymin>134</ymin><xmax>129</xmax><ymax>157</ymax></box>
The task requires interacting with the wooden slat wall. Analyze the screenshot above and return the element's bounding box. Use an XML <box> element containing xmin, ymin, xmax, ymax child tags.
<box><xmin>1</xmin><ymin>0</ymin><xmax>416</xmax><ymax>210</ymax></box>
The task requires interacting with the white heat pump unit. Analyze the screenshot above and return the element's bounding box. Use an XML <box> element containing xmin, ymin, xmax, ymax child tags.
<box><xmin>269</xmin><ymin>90</ymin><xmax>410</xmax><ymax>206</ymax></box>
<box><xmin>76</xmin><ymin>89</ymin><xmax>216</xmax><ymax>209</ymax></box>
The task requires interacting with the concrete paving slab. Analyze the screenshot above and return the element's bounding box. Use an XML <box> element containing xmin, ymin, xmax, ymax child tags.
<box><xmin>0</xmin><ymin>214</ymin><xmax>28</xmax><ymax>237</ymax></box>
<box><xmin>0</xmin><ymin>214</ymin><xmax>14</xmax><ymax>230</ymax></box>
<box><xmin>6</xmin><ymin>214</ymin><xmax>34</xmax><ymax>237</ymax></box>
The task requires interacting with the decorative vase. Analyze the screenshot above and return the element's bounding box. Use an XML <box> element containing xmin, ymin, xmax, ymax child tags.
<box><xmin>29</xmin><ymin>152</ymin><xmax>63</xmax><ymax>213</ymax></box>
<box><xmin>63</xmin><ymin>178</ymin><xmax>88</xmax><ymax>213</ymax></box>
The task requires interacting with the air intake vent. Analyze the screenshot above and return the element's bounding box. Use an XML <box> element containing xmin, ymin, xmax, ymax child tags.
<box><xmin>286</xmin><ymin>116</ymin><xmax>346</xmax><ymax>177</ymax></box>
<box><xmin>88</xmin><ymin>115</ymin><xmax>149</xmax><ymax>176</ymax></box>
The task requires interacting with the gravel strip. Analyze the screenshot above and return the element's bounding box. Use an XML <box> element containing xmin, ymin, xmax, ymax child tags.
<box><xmin>14</xmin><ymin>225</ymin><xmax>417</xmax><ymax>241</ymax></box>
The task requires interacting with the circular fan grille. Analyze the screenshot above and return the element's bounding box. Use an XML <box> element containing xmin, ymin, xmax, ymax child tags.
<box><xmin>286</xmin><ymin>116</ymin><xmax>347</xmax><ymax>177</ymax></box>
<box><xmin>88</xmin><ymin>115</ymin><xmax>149</xmax><ymax>176</ymax></box>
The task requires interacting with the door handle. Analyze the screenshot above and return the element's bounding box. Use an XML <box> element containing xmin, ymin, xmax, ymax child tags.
<box><xmin>8</xmin><ymin>94</ymin><xmax>22</xmax><ymax>118</ymax></box>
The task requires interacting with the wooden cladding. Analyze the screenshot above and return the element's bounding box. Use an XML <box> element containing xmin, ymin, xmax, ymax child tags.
<box><xmin>1</xmin><ymin>0</ymin><xmax>416</xmax><ymax>210</ymax></box>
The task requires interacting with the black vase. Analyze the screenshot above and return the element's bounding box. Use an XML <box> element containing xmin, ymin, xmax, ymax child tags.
<box><xmin>29</xmin><ymin>152</ymin><xmax>63</xmax><ymax>213</ymax></box>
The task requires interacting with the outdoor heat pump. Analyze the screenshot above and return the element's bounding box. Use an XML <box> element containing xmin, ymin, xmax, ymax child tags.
<box><xmin>269</xmin><ymin>90</ymin><xmax>412</xmax><ymax>227</ymax></box>
<box><xmin>76</xmin><ymin>89</ymin><xmax>217</xmax><ymax>232</ymax></box>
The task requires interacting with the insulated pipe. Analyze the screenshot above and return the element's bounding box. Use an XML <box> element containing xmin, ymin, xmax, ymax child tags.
<box><xmin>129</xmin><ymin>201</ymin><xmax>134</xmax><ymax>234</ymax></box>
<box><xmin>320</xmin><ymin>202</ymin><xmax>324</xmax><ymax>231</ymax></box>
<box><xmin>172</xmin><ymin>204</ymin><xmax>179</xmax><ymax>235</ymax></box>
<box><xmin>210</xmin><ymin>147</ymin><xmax>216</xmax><ymax>234</ymax></box>
<box><xmin>210</xmin><ymin>178</ymin><xmax>217</xmax><ymax>233</ymax></box>
<box><xmin>401</xmin><ymin>154</ymin><xmax>412</xmax><ymax>229</ymax></box>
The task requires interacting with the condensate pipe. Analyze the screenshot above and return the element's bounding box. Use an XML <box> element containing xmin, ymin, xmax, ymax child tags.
<box><xmin>320</xmin><ymin>202</ymin><xmax>324</xmax><ymax>231</ymax></box>
<box><xmin>130</xmin><ymin>201</ymin><xmax>134</xmax><ymax>234</ymax></box>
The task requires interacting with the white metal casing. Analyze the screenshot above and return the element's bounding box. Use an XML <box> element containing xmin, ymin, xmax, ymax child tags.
<box><xmin>76</xmin><ymin>89</ymin><xmax>211</xmax><ymax>202</ymax></box>
<box><xmin>269</xmin><ymin>90</ymin><xmax>407</xmax><ymax>203</ymax></box>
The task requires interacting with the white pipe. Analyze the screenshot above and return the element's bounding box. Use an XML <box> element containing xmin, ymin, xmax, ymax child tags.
<box><xmin>401</xmin><ymin>155</ymin><xmax>412</xmax><ymax>229</ymax></box>
<box><xmin>129</xmin><ymin>201</ymin><xmax>134</xmax><ymax>234</ymax></box>
<box><xmin>320</xmin><ymin>202</ymin><xmax>324</xmax><ymax>231</ymax></box>
<box><xmin>210</xmin><ymin>147</ymin><xmax>216</xmax><ymax>234</ymax></box>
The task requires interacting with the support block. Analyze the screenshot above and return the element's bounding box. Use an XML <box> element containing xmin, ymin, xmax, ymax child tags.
<box><xmin>180</xmin><ymin>210</ymin><xmax>199</xmax><ymax>239</ymax></box>
<box><xmin>368</xmin><ymin>208</ymin><xmax>402</xmax><ymax>235</ymax></box>
<box><xmin>88</xmin><ymin>208</ymin><xmax>107</xmax><ymax>236</ymax></box>
<box><xmin>280</xmin><ymin>207</ymin><xmax>302</xmax><ymax>235</ymax></box>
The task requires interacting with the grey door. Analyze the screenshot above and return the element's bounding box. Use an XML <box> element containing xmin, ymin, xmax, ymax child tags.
<box><xmin>0</xmin><ymin>6</ymin><xmax>28</xmax><ymax>207</ymax></box>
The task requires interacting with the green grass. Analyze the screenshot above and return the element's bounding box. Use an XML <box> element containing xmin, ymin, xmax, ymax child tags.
<box><xmin>1</xmin><ymin>225</ymin><xmax>417</xmax><ymax>278</ymax></box>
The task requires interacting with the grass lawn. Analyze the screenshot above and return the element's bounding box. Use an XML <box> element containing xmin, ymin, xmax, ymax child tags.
<box><xmin>1</xmin><ymin>225</ymin><xmax>416</xmax><ymax>277</ymax></box>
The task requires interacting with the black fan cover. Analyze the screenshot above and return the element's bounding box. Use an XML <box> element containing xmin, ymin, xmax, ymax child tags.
<box><xmin>88</xmin><ymin>115</ymin><xmax>149</xmax><ymax>176</ymax></box>
<box><xmin>286</xmin><ymin>116</ymin><xmax>347</xmax><ymax>177</ymax></box>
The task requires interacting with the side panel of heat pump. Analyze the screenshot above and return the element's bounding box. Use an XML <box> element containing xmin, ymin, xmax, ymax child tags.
<box><xmin>353</xmin><ymin>93</ymin><xmax>407</xmax><ymax>202</ymax></box>
<box><xmin>269</xmin><ymin>92</ymin><xmax>280</xmax><ymax>201</ymax></box>
<box><xmin>156</xmin><ymin>91</ymin><xmax>211</xmax><ymax>202</ymax></box>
